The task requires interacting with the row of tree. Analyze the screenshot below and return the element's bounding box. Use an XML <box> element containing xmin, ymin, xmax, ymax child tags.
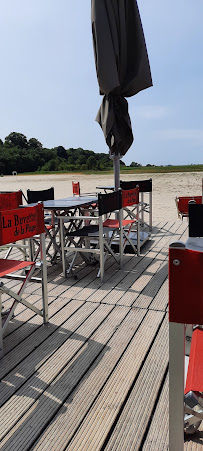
<box><xmin>0</xmin><ymin>132</ymin><xmax>125</xmax><ymax>174</ymax></box>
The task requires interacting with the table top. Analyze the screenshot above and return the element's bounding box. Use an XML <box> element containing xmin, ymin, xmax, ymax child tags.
<box><xmin>96</xmin><ymin>186</ymin><xmax>114</xmax><ymax>191</ymax></box>
<box><xmin>23</xmin><ymin>196</ymin><xmax>98</xmax><ymax>211</ymax></box>
<box><xmin>186</xmin><ymin>237</ymin><xmax>203</xmax><ymax>252</ymax></box>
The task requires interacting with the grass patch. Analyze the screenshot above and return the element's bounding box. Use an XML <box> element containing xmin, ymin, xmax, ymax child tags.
<box><xmin>18</xmin><ymin>165</ymin><xmax>203</xmax><ymax>176</ymax></box>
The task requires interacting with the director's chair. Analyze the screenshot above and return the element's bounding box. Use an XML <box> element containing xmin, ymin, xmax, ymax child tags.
<box><xmin>0</xmin><ymin>203</ymin><xmax>48</xmax><ymax>357</ymax></box>
<box><xmin>103</xmin><ymin>187</ymin><xmax>140</xmax><ymax>256</ymax></box>
<box><xmin>175</xmin><ymin>195</ymin><xmax>202</xmax><ymax>221</ymax></box>
<box><xmin>60</xmin><ymin>189</ymin><xmax>139</xmax><ymax>281</ymax></box>
<box><xmin>0</xmin><ymin>190</ymin><xmax>29</xmax><ymax>260</ymax></box>
<box><xmin>27</xmin><ymin>187</ymin><xmax>61</xmax><ymax>263</ymax></box>
<box><xmin>60</xmin><ymin>190</ymin><xmax>123</xmax><ymax>281</ymax></box>
<box><xmin>169</xmin><ymin>241</ymin><xmax>203</xmax><ymax>450</ymax></box>
<box><xmin>120</xmin><ymin>179</ymin><xmax>152</xmax><ymax>231</ymax></box>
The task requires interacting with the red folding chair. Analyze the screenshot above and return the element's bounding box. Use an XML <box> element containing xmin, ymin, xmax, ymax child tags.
<box><xmin>72</xmin><ymin>182</ymin><xmax>81</xmax><ymax>196</ymax></box>
<box><xmin>72</xmin><ymin>181</ymin><xmax>97</xmax><ymax>199</ymax></box>
<box><xmin>72</xmin><ymin>181</ymin><xmax>98</xmax><ymax>218</ymax></box>
<box><xmin>0</xmin><ymin>191</ymin><xmax>29</xmax><ymax>259</ymax></box>
<box><xmin>0</xmin><ymin>203</ymin><xmax>48</xmax><ymax>357</ymax></box>
<box><xmin>175</xmin><ymin>196</ymin><xmax>202</xmax><ymax>220</ymax></box>
<box><xmin>120</xmin><ymin>179</ymin><xmax>152</xmax><ymax>231</ymax></box>
<box><xmin>0</xmin><ymin>190</ymin><xmax>23</xmax><ymax>210</ymax></box>
<box><xmin>169</xmin><ymin>243</ymin><xmax>203</xmax><ymax>448</ymax></box>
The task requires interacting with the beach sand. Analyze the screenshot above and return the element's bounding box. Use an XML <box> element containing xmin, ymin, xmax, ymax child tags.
<box><xmin>0</xmin><ymin>171</ymin><xmax>203</xmax><ymax>223</ymax></box>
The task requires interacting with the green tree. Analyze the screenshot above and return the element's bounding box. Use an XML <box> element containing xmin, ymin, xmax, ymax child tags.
<box><xmin>87</xmin><ymin>156</ymin><xmax>97</xmax><ymax>170</ymax></box>
<box><xmin>56</xmin><ymin>146</ymin><xmax>67</xmax><ymax>159</ymax></box>
<box><xmin>130</xmin><ymin>162</ymin><xmax>142</xmax><ymax>167</ymax></box>
<box><xmin>28</xmin><ymin>138</ymin><xmax>43</xmax><ymax>150</ymax></box>
<box><xmin>5</xmin><ymin>132</ymin><xmax>28</xmax><ymax>149</ymax></box>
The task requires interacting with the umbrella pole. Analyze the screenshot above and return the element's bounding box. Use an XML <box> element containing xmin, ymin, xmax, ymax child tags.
<box><xmin>113</xmin><ymin>154</ymin><xmax>120</xmax><ymax>191</ymax></box>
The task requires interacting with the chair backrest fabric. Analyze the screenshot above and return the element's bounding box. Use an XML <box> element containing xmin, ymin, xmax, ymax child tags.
<box><xmin>122</xmin><ymin>188</ymin><xmax>139</xmax><ymax>208</ymax></box>
<box><xmin>169</xmin><ymin>246</ymin><xmax>203</xmax><ymax>324</ymax></box>
<box><xmin>27</xmin><ymin>187</ymin><xmax>54</xmax><ymax>204</ymax></box>
<box><xmin>98</xmin><ymin>190</ymin><xmax>122</xmax><ymax>216</ymax></box>
<box><xmin>120</xmin><ymin>179</ymin><xmax>152</xmax><ymax>193</ymax></box>
<box><xmin>0</xmin><ymin>203</ymin><xmax>45</xmax><ymax>245</ymax></box>
<box><xmin>189</xmin><ymin>203</ymin><xmax>203</xmax><ymax>237</ymax></box>
<box><xmin>72</xmin><ymin>182</ymin><xmax>80</xmax><ymax>196</ymax></box>
<box><xmin>184</xmin><ymin>328</ymin><xmax>203</xmax><ymax>394</ymax></box>
<box><xmin>177</xmin><ymin>196</ymin><xmax>202</xmax><ymax>216</ymax></box>
<box><xmin>0</xmin><ymin>191</ymin><xmax>23</xmax><ymax>211</ymax></box>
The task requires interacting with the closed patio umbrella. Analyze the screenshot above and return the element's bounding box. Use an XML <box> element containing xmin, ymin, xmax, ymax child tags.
<box><xmin>91</xmin><ymin>0</ymin><xmax>152</xmax><ymax>189</ymax></box>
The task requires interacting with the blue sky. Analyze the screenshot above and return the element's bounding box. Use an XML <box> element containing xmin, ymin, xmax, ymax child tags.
<box><xmin>0</xmin><ymin>0</ymin><xmax>203</xmax><ymax>166</ymax></box>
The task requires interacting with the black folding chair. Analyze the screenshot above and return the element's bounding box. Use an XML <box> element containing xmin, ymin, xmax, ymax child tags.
<box><xmin>27</xmin><ymin>187</ymin><xmax>55</xmax><ymax>204</ymax></box>
<box><xmin>120</xmin><ymin>179</ymin><xmax>152</xmax><ymax>231</ymax></box>
<box><xmin>27</xmin><ymin>187</ymin><xmax>60</xmax><ymax>263</ymax></box>
<box><xmin>60</xmin><ymin>190</ymin><xmax>123</xmax><ymax>281</ymax></box>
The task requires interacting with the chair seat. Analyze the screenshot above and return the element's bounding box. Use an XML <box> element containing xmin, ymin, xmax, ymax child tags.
<box><xmin>103</xmin><ymin>218</ymin><xmax>136</xmax><ymax>228</ymax></box>
<box><xmin>46</xmin><ymin>225</ymin><xmax>54</xmax><ymax>231</ymax></box>
<box><xmin>0</xmin><ymin>259</ymin><xmax>35</xmax><ymax>277</ymax></box>
<box><xmin>185</xmin><ymin>329</ymin><xmax>203</xmax><ymax>394</ymax></box>
<box><xmin>68</xmin><ymin>225</ymin><xmax>99</xmax><ymax>237</ymax></box>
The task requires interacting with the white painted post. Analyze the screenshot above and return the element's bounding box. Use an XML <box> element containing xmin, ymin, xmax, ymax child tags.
<box><xmin>0</xmin><ymin>292</ymin><xmax>3</xmax><ymax>357</ymax></box>
<box><xmin>119</xmin><ymin>207</ymin><xmax>123</xmax><ymax>268</ymax></box>
<box><xmin>99</xmin><ymin>216</ymin><xmax>104</xmax><ymax>281</ymax></box>
<box><xmin>60</xmin><ymin>217</ymin><xmax>66</xmax><ymax>278</ymax></box>
<box><xmin>169</xmin><ymin>321</ymin><xmax>185</xmax><ymax>451</ymax></box>
<box><xmin>149</xmin><ymin>189</ymin><xmax>152</xmax><ymax>230</ymax></box>
<box><xmin>40</xmin><ymin>232</ymin><xmax>48</xmax><ymax>324</ymax></box>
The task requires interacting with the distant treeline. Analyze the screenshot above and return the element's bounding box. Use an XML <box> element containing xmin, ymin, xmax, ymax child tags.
<box><xmin>0</xmin><ymin>132</ymin><xmax>126</xmax><ymax>174</ymax></box>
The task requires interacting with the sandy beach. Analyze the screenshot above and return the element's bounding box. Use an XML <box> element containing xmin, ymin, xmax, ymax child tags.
<box><xmin>0</xmin><ymin>171</ymin><xmax>203</xmax><ymax>223</ymax></box>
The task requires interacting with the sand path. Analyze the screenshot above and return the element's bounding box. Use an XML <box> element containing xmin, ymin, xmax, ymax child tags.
<box><xmin>0</xmin><ymin>172</ymin><xmax>202</xmax><ymax>223</ymax></box>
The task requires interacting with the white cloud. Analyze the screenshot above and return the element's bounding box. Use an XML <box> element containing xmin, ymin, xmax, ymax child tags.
<box><xmin>155</xmin><ymin>129</ymin><xmax>203</xmax><ymax>142</ymax></box>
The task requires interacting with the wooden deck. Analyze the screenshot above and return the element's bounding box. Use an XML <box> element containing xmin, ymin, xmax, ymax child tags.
<box><xmin>1</xmin><ymin>220</ymin><xmax>202</xmax><ymax>450</ymax></box>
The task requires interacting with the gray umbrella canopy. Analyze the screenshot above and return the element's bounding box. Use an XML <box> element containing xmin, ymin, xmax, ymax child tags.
<box><xmin>91</xmin><ymin>0</ymin><xmax>152</xmax><ymax>187</ymax></box>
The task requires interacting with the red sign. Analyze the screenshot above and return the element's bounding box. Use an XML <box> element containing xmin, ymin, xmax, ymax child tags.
<box><xmin>122</xmin><ymin>188</ymin><xmax>139</xmax><ymax>207</ymax></box>
<box><xmin>0</xmin><ymin>203</ymin><xmax>45</xmax><ymax>245</ymax></box>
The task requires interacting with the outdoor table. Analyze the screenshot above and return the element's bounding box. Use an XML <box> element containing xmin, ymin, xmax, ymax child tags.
<box><xmin>41</xmin><ymin>196</ymin><xmax>98</xmax><ymax>211</ymax></box>
<box><xmin>96</xmin><ymin>186</ymin><xmax>114</xmax><ymax>193</ymax></box>
<box><xmin>24</xmin><ymin>196</ymin><xmax>98</xmax><ymax>264</ymax></box>
<box><xmin>185</xmin><ymin>237</ymin><xmax>203</xmax><ymax>251</ymax></box>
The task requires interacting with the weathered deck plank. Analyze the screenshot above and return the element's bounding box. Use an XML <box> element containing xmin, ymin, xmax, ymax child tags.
<box><xmin>31</xmin><ymin>308</ymin><xmax>147</xmax><ymax>450</ymax></box>
<box><xmin>105</xmin><ymin>317</ymin><xmax>168</xmax><ymax>450</ymax></box>
<box><xmin>0</xmin><ymin>220</ymin><xmax>193</xmax><ymax>450</ymax></box>
<box><xmin>143</xmin><ymin>374</ymin><xmax>169</xmax><ymax>450</ymax></box>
